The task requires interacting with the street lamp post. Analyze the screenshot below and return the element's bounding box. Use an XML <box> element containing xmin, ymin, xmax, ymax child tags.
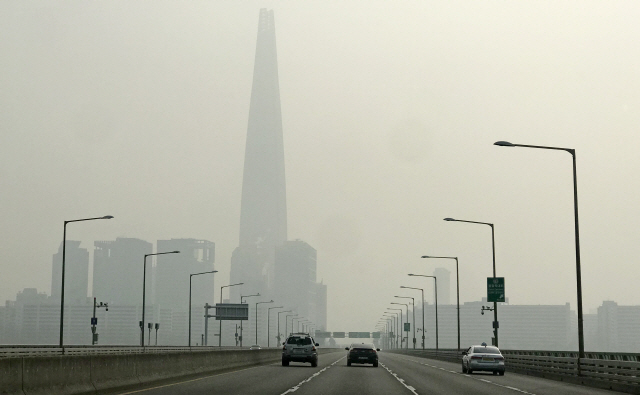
<box><xmin>444</xmin><ymin>217</ymin><xmax>499</xmax><ymax>347</ymax></box>
<box><xmin>189</xmin><ymin>270</ymin><xmax>217</xmax><ymax>347</ymax></box>
<box><xmin>388</xmin><ymin>308</ymin><xmax>403</xmax><ymax>349</ymax></box>
<box><xmin>267</xmin><ymin>306</ymin><xmax>283</xmax><ymax>348</ymax></box>
<box><xmin>409</xmin><ymin>274</ymin><xmax>439</xmax><ymax>353</ymax></box>
<box><xmin>391</xmin><ymin>302</ymin><xmax>409</xmax><ymax>350</ymax></box>
<box><xmin>422</xmin><ymin>255</ymin><xmax>460</xmax><ymax>351</ymax></box>
<box><xmin>293</xmin><ymin>316</ymin><xmax>303</xmax><ymax>333</ymax></box>
<box><xmin>255</xmin><ymin>300</ymin><xmax>274</xmax><ymax>345</ymax></box>
<box><xmin>277</xmin><ymin>310</ymin><xmax>291</xmax><ymax>345</ymax></box>
<box><xmin>401</xmin><ymin>286</ymin><xmax>425</xmax><ymax>349</ymax></box>
<box><xmin>495</xmin><ymin>140</ymin><xmax>585</xmax><ymax>370</ymax></box>
<box><xmin>285</xmin><ymin>314</ymin><xmax>296</xmax><ymax>337</ymax></box>
<box><xmin>59</xmin><ymin>215</ymin><xmax>113</xmax><ymax>348</ymax></box>
<box><xmin>383</xmin><ymin>313</ymin><xmax>396</xmax><ymax>349</ymax></box>
<box><xmin>240</xmin><ymin>293</ymin><xmax>260</xmax><ymax>347</ymax></box>
<box><xmin>219</xmin><ymin>283</ymin><xmax>243</xmax><ymax>346</ymax></box>
<box><xmin>142</xmin><ymin>251</ymin><xmax>180</xmax><ymax>347</ymax></box>
<box><xmin>395</xmin><ymin>296</ymin><xmax>415</xmax><ymax>349</ymax></box>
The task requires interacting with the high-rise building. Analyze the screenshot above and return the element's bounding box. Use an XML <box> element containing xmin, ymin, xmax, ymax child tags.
<box><xmin>156</xmin><ymin>239</ymin><xmax>215</xmax><ymax>309</ymax></box>
<box><xmin>155</xmin><ymin>238</ymin><xmax>214</xmax><ymax>345</ymax></box>
<box><xmin>51</xmin><ymin>241</ymin><xmax>89</xmax><ymax>304</ymax></box>
<box><xmin>231</xmin><ymin>8</ymin><xmax>287</xmax><ymax>301</ymax></box>
<box><xmin>274</xmin><ymin>240</ymin><xmax>317</xmax><ymax>320</ymax></box>
<box><xmin>93</xmin><ymin>238</ymin><xmax>153</xmax><ymax>306</ymax></box>
<box><xmin>433</xmin><ymin>268</ymin><xmax>451</xmax><ymax>306</ymax></box>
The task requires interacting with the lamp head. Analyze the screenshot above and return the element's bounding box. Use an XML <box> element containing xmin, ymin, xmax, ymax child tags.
<box><xmin>102</xmin><ymin>215</ymin><xmax>114</xmax><ymax>219</ymax></box>
<box><xmin>443</xmin><ymin>217</ymin><xmax>455</xmax><ymax>221</ymax></box>
<box><xmin>494</xmin><ymin>141</ymin><xmax>514</xmax><ymax>147</ymax></box>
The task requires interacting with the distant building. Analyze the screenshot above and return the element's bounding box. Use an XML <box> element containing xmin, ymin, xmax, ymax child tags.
<box><xmin>155</xmin><ymin>238</ymin><xmax>215</xmax><ymax>345</ymax></box>
<box><xmin>230</xmin><ymin>8</ymin><xmax>287</xmax><ymax>304</ymax></box>
<box><xmin>93</xmin><ymin>238</ymin><xmax>153</xmax><ymax>306</ymax></box>
<box><xmin>596</xmin><ymin>301</ymin><xmax>640</xmax><ymax>352</ymax></box>
<box><xmin>274</xmin><ymin>240</ymin><xmax>317</xmax><ymax>323</ymax></box>
<box><xmin>433</xmin><ymin>267</ymin><xmax>451</xmax><ymax>306</ymax></box>
<box><xmin>51</xmin><ymin>241</ymin><xmax>90</xmax><ymax>305</ymax></box>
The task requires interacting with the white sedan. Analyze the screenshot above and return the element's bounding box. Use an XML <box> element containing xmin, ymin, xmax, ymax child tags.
<box><xmin>461</xmin><ymin>343</ymin><xmax>505</xmax><ymax>375</ymax></box>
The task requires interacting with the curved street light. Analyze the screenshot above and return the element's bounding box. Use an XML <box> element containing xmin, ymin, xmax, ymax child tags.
<box><xmin>142</xmin><ymin>250</ymin><xmax>180</xmax><ymax>347</ymax></box>
<box><xmin>494</xmin><ymin>140</ymin><xmax>585</xmax><ymax>373</ymax></box>
<box><xmin>422</xmin><ymin>255</ymin><xmax>460</xmax><ymax>351</ymax></box>
<box><xmin>444</xmin><ymin>217</ymin><xmax>499</xmax><ymax>347</ymax></box>
<box><xmin>59</xmin><ymin>215</ymin><xmax>113</xmax><ymax>347</ymax></box>
<box><xmin>189</xmin><ymin>270</ymin><xmax>217</xmax><ymax>347</ymax></box>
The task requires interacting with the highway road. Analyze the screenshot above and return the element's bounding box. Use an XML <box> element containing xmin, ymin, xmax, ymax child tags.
<box><xmin>115</xmin><ymin>351</ymin><xmax>621</xmax><ymax>395</ymax></box>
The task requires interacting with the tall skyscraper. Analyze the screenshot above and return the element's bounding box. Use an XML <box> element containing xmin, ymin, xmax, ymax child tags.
<box><xmin>93</xmin><ymin>238</ymin><xmax>153</xmax><ymax>306</ymax></box>
<box><xmin>231</xmin><ymin>8</ymin><xmax>287</xmax><ymax>299</ymax></box>
<box><xmin>51</xmin><ymin>241</ymin><xmax>89</xmax><ymax>304</ymax></box>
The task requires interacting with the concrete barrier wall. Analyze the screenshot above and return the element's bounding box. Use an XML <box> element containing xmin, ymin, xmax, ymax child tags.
<box><xmin>0</xmin><ymin>358</ymin><xmax>23</xmax><ymax>395</ymax></box>
<box><xmin>4</xmin><ymin>348</ymin><xmax>342</xmax><ymax>395</ymax></box>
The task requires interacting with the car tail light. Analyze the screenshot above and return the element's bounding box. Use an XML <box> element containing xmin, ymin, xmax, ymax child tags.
<box><xmin>495</xmin><ymin>356</ymin><xmax>504</xmax><ymax>361</ymax></box>
<box><xmin>312</xmin><ymin>346</ymin><xmax>316</xmax><ymax>351</ymax></box>
<box><xmin>283</xmin><ymin>345</ymin><xmax>286</xmax><ymax>351</ymax></box>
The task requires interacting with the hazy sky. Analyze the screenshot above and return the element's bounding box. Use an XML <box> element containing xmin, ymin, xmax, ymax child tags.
<box><xmin>2</xmin><ymin>1</ymin><xmax>640</xmax><ymax>332</ymax></box>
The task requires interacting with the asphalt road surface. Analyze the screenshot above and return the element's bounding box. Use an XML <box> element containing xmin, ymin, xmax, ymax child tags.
<box><xmin>114</xmin><ymin>351</ymin><xmax>622</xmax><ymax>395</ymax></box>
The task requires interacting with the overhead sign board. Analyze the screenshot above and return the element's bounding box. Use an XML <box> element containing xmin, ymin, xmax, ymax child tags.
<box><xmin>214</xmin><ymin>303</ymin><xmax>249</xmax><ymax>320</ymax></box>
<box><xmin>371</xmin><ymin>332</ymin><xmax>381</xmax><ymax>339</ymax></box>
<box><xmin>487</xmin><ymin>277</ymin><xmax>505</xmax><ymax>303</ymax></box>
<box><xmin>315</xmin><ymin>331</ymin><xmax>331</xmax><ymax>339</ymax></box>
<box><xmin>404</xmin><ymin>323</ymin><xmax>410</xmax><ymax>332</ymax></box>
<box><xmin>333</xmin><ymin>332</ymin><xmax>345</xmax><ymax>338</ymax></box>
<box><xmin>349</xmin><ymin>332</ymin><xmax>370</xmax><ymax>338</ymax></box>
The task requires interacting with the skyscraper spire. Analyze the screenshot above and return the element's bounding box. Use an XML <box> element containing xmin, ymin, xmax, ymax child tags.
<box><xmin>239</xmin><ymin>8</ymin><xmax>287</xmax><ymax>249</ymax></box>
<box><xmin>231</xmin><ymin>9</ymin><xmax>287</xmax><ymax>299</ymax></box>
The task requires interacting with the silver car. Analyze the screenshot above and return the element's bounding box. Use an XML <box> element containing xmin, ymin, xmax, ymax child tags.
<box><xmin>461</xmin><ymin>343</ymin><xmax>505</xmax><ymax>375</ymax></box>
<box><xmin>282</xmin><ymin>333</ymin><xmax>319</xmax><ymax>367</ymax></box>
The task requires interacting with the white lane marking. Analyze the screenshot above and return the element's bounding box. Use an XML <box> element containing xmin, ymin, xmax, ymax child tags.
<box><xmin>393</xmin><ymin>354</ymin><xmax>537</xmax><ymax>395</ymax></box>
<box><xmin>380</xmin><ymin>363</ymin><xmax>419</xmax><ymax>395</ymax></box>
<box><xmin>279</xmin><ymin>356</ymin><xmax>344</xmax><ymax>394</ymax></box>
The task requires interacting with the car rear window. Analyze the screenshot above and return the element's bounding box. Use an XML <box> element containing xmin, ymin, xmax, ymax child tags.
<box><xmin>351</xmin><ymin>343</ymin><xmax>374</xmax><ymax>349</ymax></box>
<box><xmin>287</xmin><ymin>337</ymin><xmax>312</xmax><ymax>345</ymax></box>
<box><xmin>473</xmin><ymin>346</ymin><xmax>501</xmax><ymax>354</ymax></box>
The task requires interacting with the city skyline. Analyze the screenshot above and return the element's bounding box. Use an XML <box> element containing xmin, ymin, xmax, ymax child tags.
<box><xmin>2</xmin><ymin>2</ymin><xmax>640</xmax><ymax>334</ymax></box>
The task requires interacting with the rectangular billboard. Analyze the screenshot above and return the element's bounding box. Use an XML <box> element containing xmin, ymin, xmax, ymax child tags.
<box><xmin>333</xmin><ymin>332</ymin><xmax>345</xmax><ymax>338</ymax></box>
<box><xmin>214</xmin><ymin>303</ymin><xmax>248</xmax><ymax>320</ymax></box>
<box><xmin>315</xmin><ymin>331</ymin><xmax>331</xmax><ymax>339</ymax></box>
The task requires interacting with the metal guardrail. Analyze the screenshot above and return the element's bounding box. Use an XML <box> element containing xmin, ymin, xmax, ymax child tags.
<box><xmin>0</xmin><ymin>345</ymin><xmax>247</xmax><ymax>358</ymax></box>
<box><xmin>389</xmin><ymin>348</ymin><xmax>640</xmax><ymax>390</ymax></box>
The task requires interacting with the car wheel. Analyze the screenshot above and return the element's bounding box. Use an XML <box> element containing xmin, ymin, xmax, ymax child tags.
<box><xmin>462</xmin><ymin>364</ymin><xmax>467</xmax><ymax>373</ymax></box>
<box><xmin>499</xmin><ymin>371</ymin><xmax>505</xmax><ymax>376</ymax></box>
<box><xmin>373</xmin><ymin>361</ymin><xmax>378</xmax><ymax>367</ymax></box>
<box><xmin>282</xmin><ymin>359</ymin><xmax>289</xmax><ymax>366</ymax></box>
<box><xmin>347</xmin><ymin>360</ymin><xmax>351</xmax><ymax>366</ymax></box>
<box><xmin>311</xmin><ymin>360</ymin><xmax>318</xmax><ymax>367</ymax></box>
<box><xmin>493</xmin><ymin>371</ymin><xmax>498</xmax><ymax>375</ymax></box>
<box><xmin>467</xmin><ymin>365</ymin><xmax>473</xmax><ymax>374</ymax></box>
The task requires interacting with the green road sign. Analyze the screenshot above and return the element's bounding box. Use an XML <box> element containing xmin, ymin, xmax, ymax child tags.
<box><xmin>349</xmin><ymin>332</ymin><xmax>371</xmax><ymax>338</ymax></box>
<box><xmin>372</xmin><ymin>332</ymin><xmax>381</xmax><ymax>339</ymax></box>
<box><xmin>404</xmin><ymin>323</ymin><xmax>410</xmax><ymax>332</ymax></box>
<box><xmin>487</xmin><ymin>277</ymin><xmax>505</xmax><ymax>302</ymax></box>
<box><xmin>315</xmin><ymin>331</ymin><xmax>331</xmax><ymax>339</ymax></box>
<box><xmin>333</xmin><ymin>332</ymin><xmax>345</xmax><ymax>338</ymax></box>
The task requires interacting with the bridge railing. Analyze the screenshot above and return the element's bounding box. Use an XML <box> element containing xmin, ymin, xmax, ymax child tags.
<box><xmin>0</xmin><ymin>345</ymin><xmax>244</xmax><ymax>358</ymax></box>
<box><xmin>388</xmin><ymin>348</ymin><xmax>640</xmax><ymax>392</ymax></box>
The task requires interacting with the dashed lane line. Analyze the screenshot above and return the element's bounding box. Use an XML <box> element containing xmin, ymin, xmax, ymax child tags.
<box><xmin>390</xmin><ymin>355</ymin><xmax>537</xmax><ymax>395</ymax></box>
<box><xmin>279</xmin><ymin>356</ymin><xmax>345</xmax><ymax>394</ymax></box>
<box><xmin>380</xmin><ymin>363</ymin><xmax>419</xmax><ymax>395</ymax></box>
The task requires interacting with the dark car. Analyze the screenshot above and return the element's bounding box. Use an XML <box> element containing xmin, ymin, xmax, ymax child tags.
<box><xmin>346</xmin><ymin>343</ymin><xmax>379</xmax><ymax>367</ymax></box>
<box><xmin>282</xmin><ymin>333</ymin><xmax>319</xmax><ymax>367</ymax></box>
